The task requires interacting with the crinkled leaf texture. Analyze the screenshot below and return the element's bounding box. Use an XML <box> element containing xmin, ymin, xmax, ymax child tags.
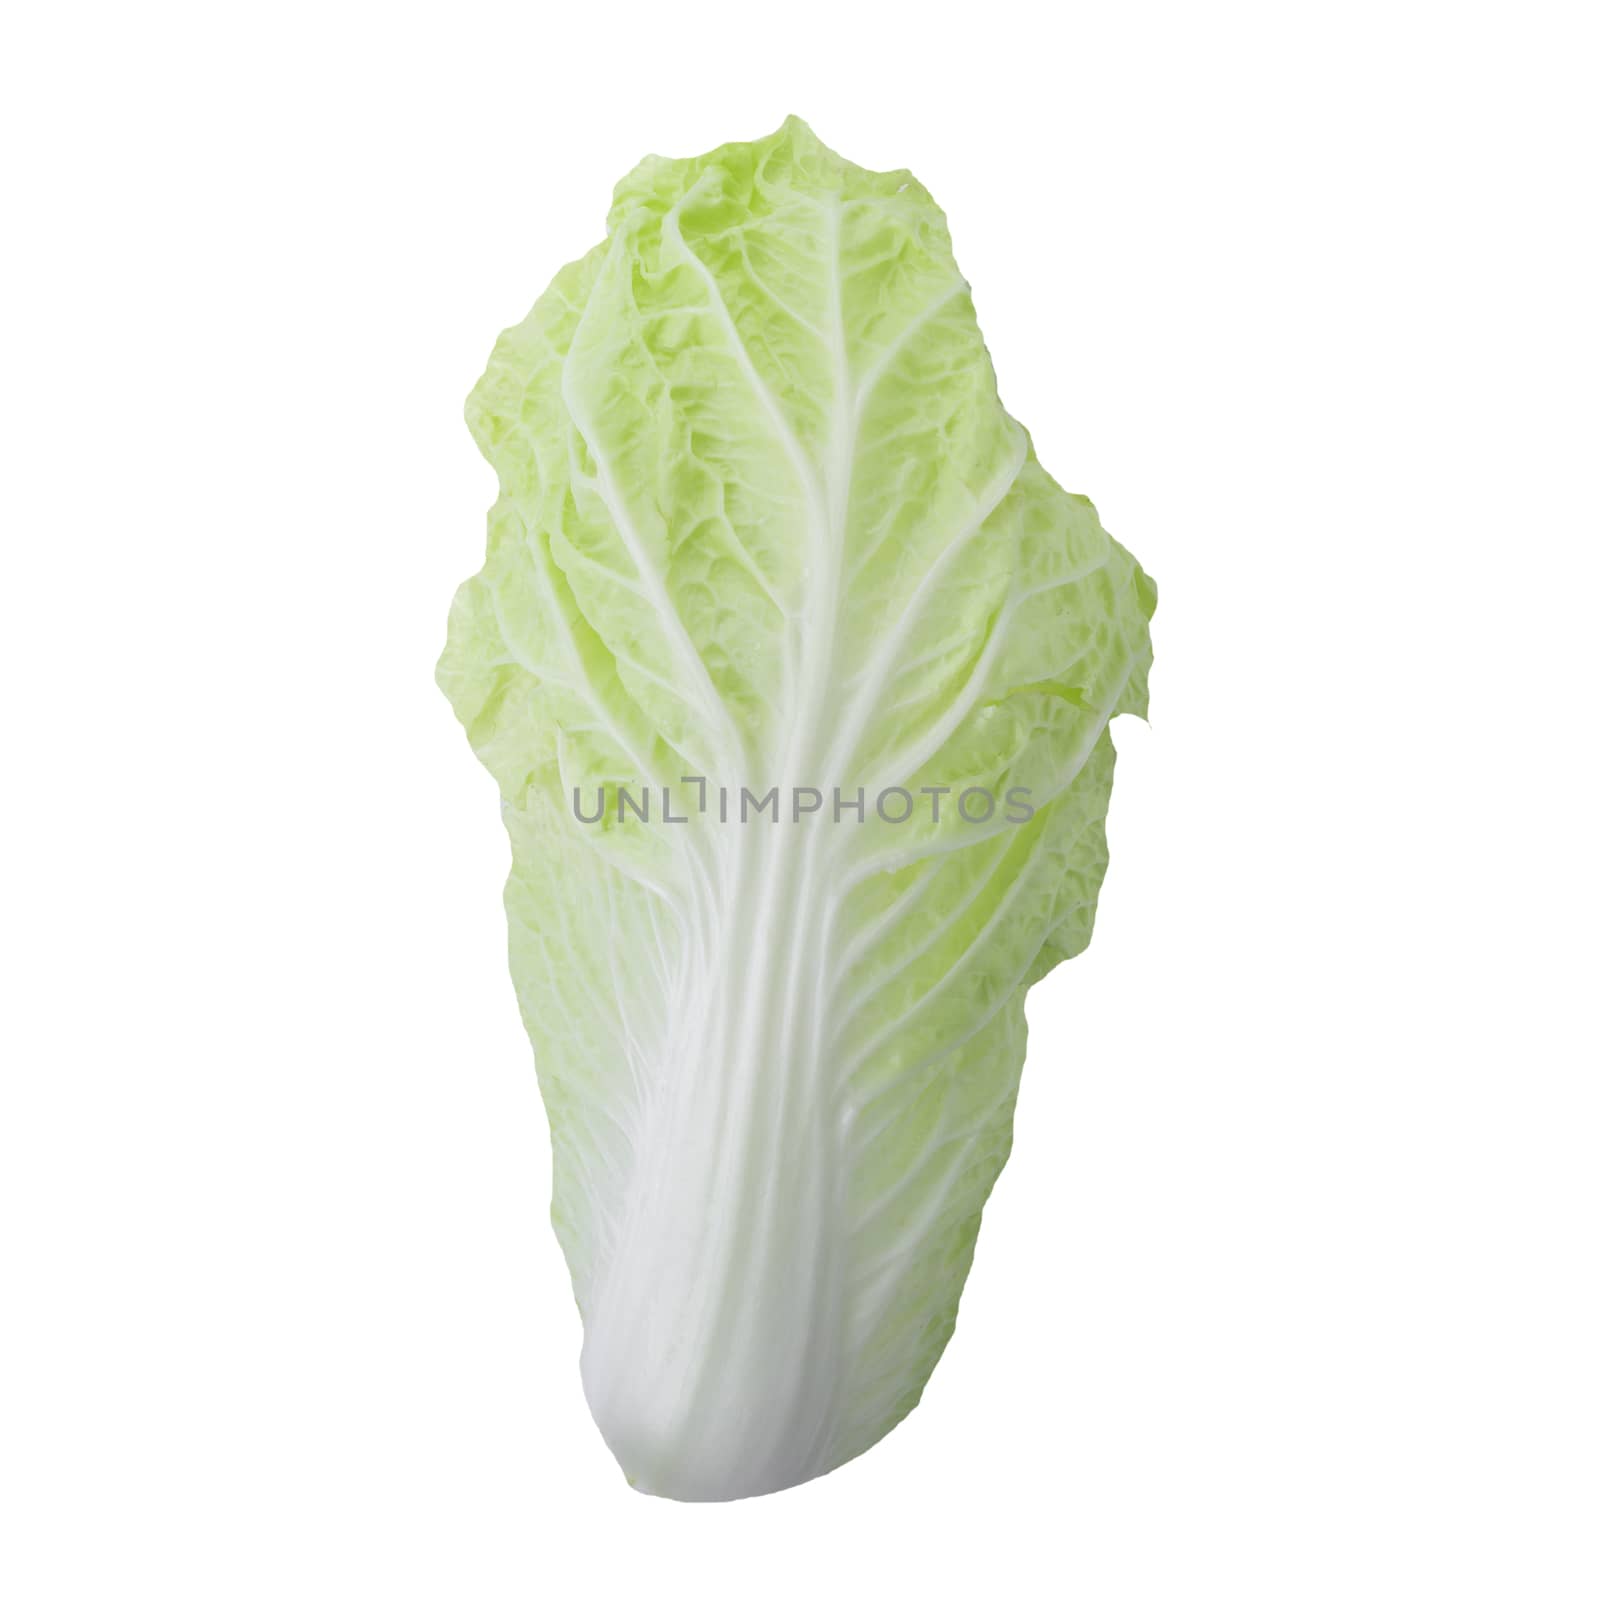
<box><xmin>439</xmin><ymin>117</ymin><xmax>1154</xmax><ymax>1500</ymax></box>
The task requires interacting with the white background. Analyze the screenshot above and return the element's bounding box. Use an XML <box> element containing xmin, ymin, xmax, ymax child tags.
<box><xmin>3</xmin><ymin>3</ymin><xmax>1596</xmax><ymax>1595</ymax></box>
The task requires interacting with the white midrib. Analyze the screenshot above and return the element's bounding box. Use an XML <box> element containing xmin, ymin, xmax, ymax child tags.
<box><xmin>680</xmin><ymin>194</ymin><xmax>857</xmax><ymax>1474</ymax></box>
<box><xmin>578</xmin><ymin>198</ymin><xmax>864</xmax><ymax>1496</ymax></box>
